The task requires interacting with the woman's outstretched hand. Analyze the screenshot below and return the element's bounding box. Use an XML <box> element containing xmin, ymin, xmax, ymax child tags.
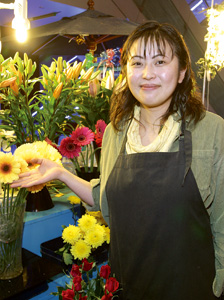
<box><xmin>11</xmin><ymin>158</ymin><xmax>63</xmax><ymax>188</ymax></box>
<box><xmin>11</xmin><ymin>157</ymin><xmax>95</xmax><ymax>207</ymax></box>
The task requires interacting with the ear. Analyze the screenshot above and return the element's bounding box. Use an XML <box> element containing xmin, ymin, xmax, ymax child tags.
<box><xmin>178</xmin><ymin>68</ymin><xmax>187</xmax><ymax>84</ymax></box>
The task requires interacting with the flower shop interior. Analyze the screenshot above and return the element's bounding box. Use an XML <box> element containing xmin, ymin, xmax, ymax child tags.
<box><xmin>0</xmin><ymin>0</ymin><xmax>224</xmax><ymax>299</ymax></box>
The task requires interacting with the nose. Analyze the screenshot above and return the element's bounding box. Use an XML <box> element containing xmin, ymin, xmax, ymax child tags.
<box><xmin>143</xmin><ymin>63</ymin><xmax>155</xmax><ymax>79</ymax></box>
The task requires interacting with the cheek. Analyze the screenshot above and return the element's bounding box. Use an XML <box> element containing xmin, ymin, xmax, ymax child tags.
<box><xmin>160</xmin><ymin>69</ymin><xmax>179</xmax><ymax>85</ymax></box>
<box><xmin>127</xmin><ymin>67</ymin><xmax>139</xmax><ymax>86</ymax></box>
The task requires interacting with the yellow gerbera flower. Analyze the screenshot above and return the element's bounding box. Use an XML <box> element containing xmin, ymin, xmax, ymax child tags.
<box><xmin>62</xmin><ymin>225</ymin><xmax>81</xmax><ymax>245</ymax></box>
<box><xmin>0</xmin><ymin>153</ymin><xmax>21</xmax><ymax>183</ymax></box>
<box><xmin>16</xmin><ymin>157</ymin><xmax>29</xmax><ymax>173</ymax></box>
<box><xmin>70</xmin><ymin>240</ymin><xmax>91</xmax><ymax>260</ymax></box>
<box><xmin>78</xmin><ymin>214</ymin><xmax>97</xmax><ymax>233</ymax></box>
<box><xmin>68</xmin><ymin>195</ymin><xmax>81</xmax><ymax>205</ymax></box>
<box><xmin>14</xmin><ymin>148</ymin><xmax>41</xmax><ymax>170</ymax></box>
<box><xmin>27</xmin><ymin>183</ymin><xmax>46</xmax><ymax>193</ymax></box>
<box><xmin>85</xmin><ymin>225</ymin><xmax>105</xmax><ymax>248</ymax></box>
<box><xmin>33</xmin><ymin>141</ymin><xmax>62</xmax><ymax>164</ymax></box>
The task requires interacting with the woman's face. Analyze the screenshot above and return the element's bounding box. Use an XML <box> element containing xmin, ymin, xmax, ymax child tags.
<box><xmin>126</xmin><ymin>38</ymin><xmax>186</xmax><ymax>113</ymax></box>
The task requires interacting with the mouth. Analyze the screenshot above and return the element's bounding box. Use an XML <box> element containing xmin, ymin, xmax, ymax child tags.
<box><xmin>140</xmin><ymin>84</ymin><xmax>160</xmax><ymax>90</ymax></box>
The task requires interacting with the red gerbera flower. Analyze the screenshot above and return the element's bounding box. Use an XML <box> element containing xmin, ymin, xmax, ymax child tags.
<box><xmin>59</xmin><ymin>137</ymin><xmax>81</xmax><ymax>158</ymax></box>
<box><xmin>71</xmin><ymin>127</ymin><xmax>94</xmax><ymax>146</ymax></box>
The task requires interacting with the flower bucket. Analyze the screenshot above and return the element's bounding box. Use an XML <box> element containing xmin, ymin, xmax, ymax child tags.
<box><xmin>26</xmin><ymin>186</ymin><xmax>54</xmax><ymax>212</ymax></box>
<box><xmin>0</xmin><ymin>202</ymin><xmax>25</xmax><ymax>280</ymax></box>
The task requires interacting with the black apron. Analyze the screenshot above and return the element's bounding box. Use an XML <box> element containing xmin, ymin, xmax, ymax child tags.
<box><xmin>106</xmin><ymin>124</ymin><xmax>217</xmax><ymax>300</ymax></box>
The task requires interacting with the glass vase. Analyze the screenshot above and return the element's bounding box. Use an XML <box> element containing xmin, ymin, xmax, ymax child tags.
<box><xmin>0</xmin><ymin>202</ymin><xmax>26</xmax><ymax>280</ymax></box>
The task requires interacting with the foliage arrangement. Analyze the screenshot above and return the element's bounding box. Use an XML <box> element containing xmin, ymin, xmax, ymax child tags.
<box><xmin>75</xmin><ymin>70</ymin><xmax>122</xmax><ymax>132</ymax></box>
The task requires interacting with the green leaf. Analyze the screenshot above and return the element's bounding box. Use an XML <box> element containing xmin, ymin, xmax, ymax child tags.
<box><xmin>63</xmin><ymin>251</ymin><xmax>73</xmax><ymax>265</ymax></box>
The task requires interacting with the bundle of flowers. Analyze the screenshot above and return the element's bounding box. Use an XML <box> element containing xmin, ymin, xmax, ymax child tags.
<box><xmin>60</xmin><ymin>213</ymin><xmax>110</xmax><ymax>265</ymax></box>
<box><xmin>59</xmin><ymin>120</ymin><xmax>107</xmax><ymax>173</ymax></box>
<box><xmin>13</xmin><ymin>140</ymin><xmax>62</xmax><ymax>193</ymax></box>
<box><xmin>52</xmin><ymin>260</ymin><xmax>119</xmax><ymax>300</ymax></box>
<box><xmin>0</xmin><ymin>52</ymin><xmax>99</xmax><ymax>146</ymax></box>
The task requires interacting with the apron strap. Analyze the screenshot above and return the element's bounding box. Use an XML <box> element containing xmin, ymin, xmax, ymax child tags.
<box><xmin>180</xmin><ymin>121</ymin><xmax>192</xmax><ymax>186</ymax></box>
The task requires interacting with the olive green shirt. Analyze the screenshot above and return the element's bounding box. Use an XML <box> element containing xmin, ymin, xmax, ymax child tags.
<box><xmin>86</xmin><ymin>111</ymin><xmax>224</xmax><ymax>297</ymax></box>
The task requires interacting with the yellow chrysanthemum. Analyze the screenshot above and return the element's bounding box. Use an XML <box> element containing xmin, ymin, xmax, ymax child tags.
<box><xmin>62</xmin><ymin>225</ymin><xmax>81</xmax><ymax>245</ymax></box>
<box><xmin>78</xmin><ymin>214</ymin><xmax>97</xmax><ymax>233</ymax></box>
<box><xmin>70</xmin><ymin>240</ymin><xmax>91</xmax><ymax>260</ymax></box>
<box><xmin>0</xmin><ymin>152</ymin><xmax>21</xmax><ymax>183</ymax></box>
<box><xmin>27</xmin><ymin>183</ymin><xmax>45</xmax><ymax>193</ymax></box>
<box><xmin>85</xmin><ymin>225</ymin><xmax>105</xmax><ymax>248</ymax></box>
<box><xmin>102</xmin><ymin>225</ymin><xmax>110</xmax><ymax>244</ymax></box>
<box><xmin>68</xmin><ymin>195</ymin><xmax>81</xmax><ymax>205</ymax></box>
<box><xmin>87</xmin><ymin>211</ymin><xmax>107</xmax><ymax>225</ymax></box>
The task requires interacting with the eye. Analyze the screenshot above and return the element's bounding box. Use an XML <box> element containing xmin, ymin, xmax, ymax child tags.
<box><xmin>155</xmin><ymin>60</ymin><xmax>165</xmax><ymax>65</ymax></box>
<box><xmin>131</xmin><ymin>60</ymin><xmax>142</xmax><ymax>67</ymax></box>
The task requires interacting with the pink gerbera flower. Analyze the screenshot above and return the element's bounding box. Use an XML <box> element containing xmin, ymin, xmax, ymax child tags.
<box><xmin>95</xmin><ymin>120</ymin><xmax>107</xmax><ymax>147</ymax></box>
<box><xmin>59</xmin><ymin>137</ymin><xmax>81</xmax><ymax>158</ymax></box>
<box><xmin>95</xmin><ymin>120</ymin><xmax>107</xmax><ymax>138</ymax></box>
<box><xmin>71</xmin><ymin>127</ymin><xmax>94</xmax><ymax>146</ymax></box>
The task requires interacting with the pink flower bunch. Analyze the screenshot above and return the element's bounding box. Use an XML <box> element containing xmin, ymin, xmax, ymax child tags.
<box><xmin>60</xmin><ymin>259</ymin><xmax>119</xmax><ymax>300</ymax></box>
<box><xmin>58</xmin><ymin>120</ymin><xmax>107</xmax><ymax>172</ymax></box>
<box><xmin>59</xmin><ymin>127</ymin><xmax>95</xmax><ymax>159</ymax></box>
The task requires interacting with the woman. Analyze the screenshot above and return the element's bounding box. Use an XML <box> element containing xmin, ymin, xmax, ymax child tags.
<box><xmin>11</xmin><ymin>21</ymin><xmax>224</xmax><ymax>299</ymax></box>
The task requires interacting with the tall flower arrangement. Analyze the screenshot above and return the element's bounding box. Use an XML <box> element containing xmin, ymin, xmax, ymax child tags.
<box><xmin>0</xmin><ymin>141</ymin><xmax>62</xmax><ymax>278</ymax></box>
<box><xmin>0</xmin><ymin>53</ymin><xmax>99</xmax><ymax>146</ymax></box>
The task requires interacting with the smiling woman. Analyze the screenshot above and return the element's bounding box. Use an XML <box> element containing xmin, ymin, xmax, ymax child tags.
<box><xmin>10</xmin><ymin>20</ymin><xmax>224</xmax><ymax>300</ymax></box>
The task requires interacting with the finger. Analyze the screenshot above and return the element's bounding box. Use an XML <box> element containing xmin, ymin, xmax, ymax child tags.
<box><xmin>30</xmin><ymin>158</ymin><xmax>44</xmax><ymax>164</ymax></box>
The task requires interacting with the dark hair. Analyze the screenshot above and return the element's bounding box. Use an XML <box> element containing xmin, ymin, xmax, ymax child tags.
<box><xmin>110</xmin><ymin>20</ymin><xmax>205</xmax><ymax>131</ymax></box>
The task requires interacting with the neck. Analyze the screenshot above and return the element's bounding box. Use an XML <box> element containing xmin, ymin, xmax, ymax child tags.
<box><xmin>139</xmin><ymin>106</ymin><xmax>164</xmax><ymax>128</ymax></box>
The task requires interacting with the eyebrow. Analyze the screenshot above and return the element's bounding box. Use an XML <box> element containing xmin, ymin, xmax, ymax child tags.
<box><xmin>129</xmin><ymin>53</ymin><xmax>166</xmax><ymax>60</ymax></box>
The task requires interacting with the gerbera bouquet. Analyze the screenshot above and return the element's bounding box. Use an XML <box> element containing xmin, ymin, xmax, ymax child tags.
<box><xmin>53</xmin><ymin>213</ymin><xmax>120</xmax><ymax>299</ymax></box>
<box><xmin>0</xmin><ymin>140</ymin><xmax>62</xmax><ymax>198</ymax></box>
<box><xmin>13</xmin><ymin>140</ymin><xmax>62</xmax><ymax>193</ymax></box>
<box><xmin>59</xmin><ymin>120</ymin><xmax>107</xmax><ymax>173</ymax></box>
<box><xmin>0</xmin><ymin>141</ymin><xmax>62</xmax><ymax>279</ymax></box>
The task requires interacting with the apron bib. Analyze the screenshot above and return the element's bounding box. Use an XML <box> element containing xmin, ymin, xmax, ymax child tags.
<box><xmin>106</xmin><ymin>126</ymin><xmax>217</xmax><ymax>300</ymax></box>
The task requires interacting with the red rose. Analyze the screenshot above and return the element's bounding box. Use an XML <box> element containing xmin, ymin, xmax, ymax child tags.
<box><xmin>70</xmin><ymin>264</ymin><xmax>81</xmax><ymax>277</ymax></box>
<box><xmin>81</xmin><ymin>258</ymin><xmax>93</xmax><ymax>271</ymax></box>
<box><xmin>73</xmin><ymin>275</ymin><xmax>82</xmax><ymax>291</ymax></box>
<box><xmin>79</xmin><ymin>295</ymin><xmax>87</xmax><ymax>300</ymax></box>
<box><xmin>105</xmin><ymin>277</ymin><xmax>119</xmax><ymax>293</ymax></box>
<box><xmin>100</xmin><ymin>265</ymin><xmax>111</xmax><ymax>279</ymax></box>
<box><xmin>101</xmin><ymin>292</ymin><xmax>113</xmax><ymax>300</ymax></box>
<box><xmin>62</xmin><ymin>289</ymin><xmax>75</xmax><ymax>300</ymax></box>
